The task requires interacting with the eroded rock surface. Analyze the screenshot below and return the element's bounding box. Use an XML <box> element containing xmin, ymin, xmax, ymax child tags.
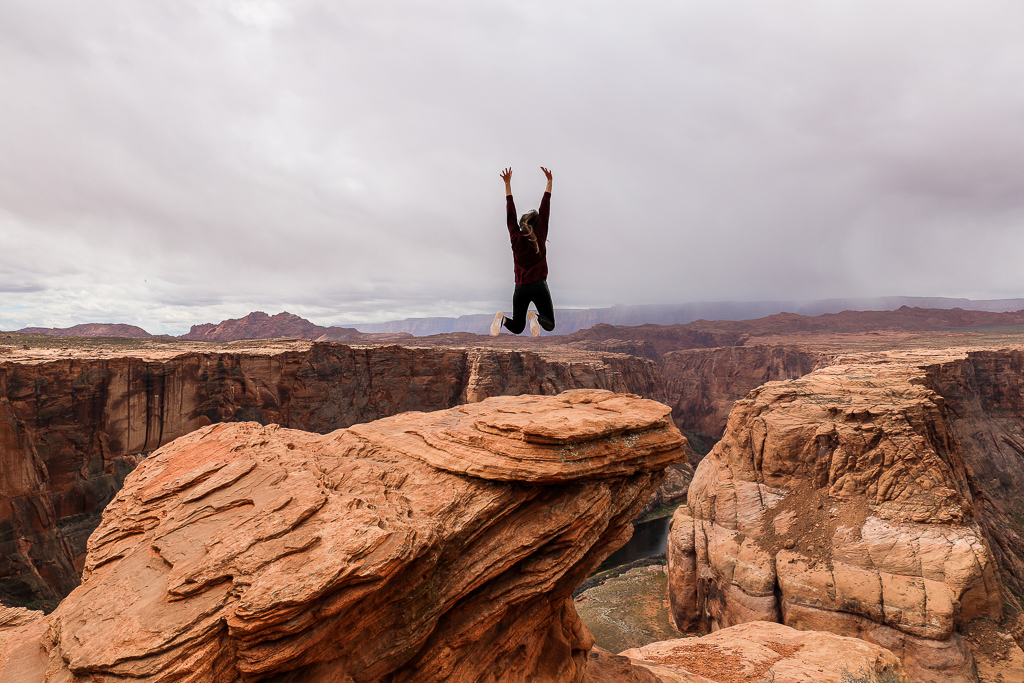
<box><xmin>667</xmin><ymin>350</ymin><xmax>1022</xmax><ymax>682</ymax></box>
<box><xmin>621</xmin><ymin>621</ymin><xmax>907</xmax><ymax>683</ymax></box>
<box><xmin>662</xmin><ymin>345</ymin><xmax>825</xmax><ymax>438</ymax></box>
<box><xmin>0</xmin><ymin>343</ymin><xmax>663</xmax><ymax>607</ymax></box>
<box><xmin>921</xmin><ymin>350</ymin><xmax>1024</xmax><ymax>600</ymax></box>
<box><xmin>0</xmin><ymin>390</ymin><xmax>686</xmax><ymax>683</ymax></box>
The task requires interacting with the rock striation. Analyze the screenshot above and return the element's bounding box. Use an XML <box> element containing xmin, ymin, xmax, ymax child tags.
<box><xmin>921</xmin><ymin>350</ymin><xmax>1024</xmax><ymax>601</ymax></box>
<box><xmin>620</xmin><ymin>621</ymin><xmax>907</xmax><ymax>683</ymax></box>
<box><xmin>0</xmin><ymin>390</ymin><xmax>686</xmax><ymax>683</ymax></box>
<box><xmin>0</xmin><ymin>343</ymin><xmax>665</xmax><ymax>609</ymax></box>
<box><xmin>662</xmin><ymin>345</ymin><xmax>825</xmax><ymax>438</ymax></box>
<box><xmin>666</xmin><ymin>351</ymin><xmax>1021</xmax><ymax>683</ymax></box>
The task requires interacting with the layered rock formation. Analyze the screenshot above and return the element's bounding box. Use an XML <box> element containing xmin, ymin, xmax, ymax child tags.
<box><xmin>180</xmin><ymin>311</ymin><xmax>363</xmax><ymax>341</ymax></box>
<box><xmin>0</xmin><ymin>343</ymin><xmax>664</xmax><ymax>608</ymax></box>
<box><xmin>921</xmin><ymin>350</ymin><xmax>1024</xmax><ymax>599</ymax></box>
<box><xmin>622</xmin><ymin>621</ymin><xmax>907</xmax><ymax>683</ymax></box>
<box><xmin>662</xmin><ymin>345</ymin><xmax>825</xmax><ymax>438</ymax></box>
<box><xmin>0</xmin><ymin>390</ymin><xmax>686</xmax><ymax>682</ymax></box>
<box><xmin>667</xmin><ymin>350</ymin><xmax>1024</xmax><ymax>682</ymax></box>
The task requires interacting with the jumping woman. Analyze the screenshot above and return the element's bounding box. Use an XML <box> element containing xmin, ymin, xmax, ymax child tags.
<box><xmin>491</xmin><ymin>166</ymin><xmax>556</xmax><ymax>337</ymax></box>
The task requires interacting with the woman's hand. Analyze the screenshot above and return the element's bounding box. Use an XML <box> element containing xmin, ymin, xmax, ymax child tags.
<box><xmin>541</xmin><ymin>166</ymin><xmax>552</xmax><ymax>193</ymax></box>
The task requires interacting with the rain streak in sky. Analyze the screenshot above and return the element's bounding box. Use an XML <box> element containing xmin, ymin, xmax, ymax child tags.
<box><xmin>2</xmin><ymin>1</ymin><xmax>1024</xmax><ymax>333</ymax></box>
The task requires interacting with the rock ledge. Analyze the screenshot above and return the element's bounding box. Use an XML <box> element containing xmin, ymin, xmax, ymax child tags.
<box><xmin>0</xmin><ymin>389</ymin><xmax>685</xmax><ymax>683</ymax></box>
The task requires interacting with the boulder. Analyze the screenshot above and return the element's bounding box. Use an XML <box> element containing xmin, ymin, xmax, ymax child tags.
<box><xmin>0</xmin><ymin>343</ymin><xmax>665</xmax><ymax>607</ymax></box>
<box><xmin>621</xmin><ymin>621</ymin><xmax>907</xmax><ymax>683</ymax></box>
<box><xmin>667</xmin><ymin>351</ymin><xmax>1009</xmax><ymax>683</ymax></box>
<box><xmin>0</xmin><ymin>390</ymin><xmax>686</xmax><ymax>683</ymax></box>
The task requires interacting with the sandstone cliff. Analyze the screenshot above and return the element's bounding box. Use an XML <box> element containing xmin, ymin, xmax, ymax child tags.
<box><xmin>667</xmin><ymin>350</ymin><xmax>1024</xmax><ymax>682</ymax></box>
<box><xmin>0</xmin><ymin>343</ymin><xmax>664</xmax><ymax>609</ymax></box>
<box><xmin>0</xmin><ymin>390</ymin><xmax>686</xmax><ymax>683</ymax></box>
<box><xmin>661</xmin><ymin>345</ymin><xmax>826</xmax><ymax>439</ymax></box>
<box><xmin>921</xmin><ymin>350</ymin><xmax>1024</xmax><ymax>600</ymax></box>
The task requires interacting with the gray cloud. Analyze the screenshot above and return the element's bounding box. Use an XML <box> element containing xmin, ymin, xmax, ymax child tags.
<box><xmin>1</xmin><ymin>0</ymin><xmax>1024</xmax><ymax>333</ymax></box>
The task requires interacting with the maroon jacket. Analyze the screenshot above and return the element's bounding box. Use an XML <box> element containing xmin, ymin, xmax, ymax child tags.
<box><xmin>506</xmin><ymin>191</ymin><xmax>550</xmax><ymax>285</ymax></box>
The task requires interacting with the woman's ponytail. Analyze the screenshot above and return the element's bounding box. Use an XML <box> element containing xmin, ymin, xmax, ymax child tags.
<box><xmin>518</xmin><ymin>210</ymin><xmax>541</xmax><ymax>254</ymax></box>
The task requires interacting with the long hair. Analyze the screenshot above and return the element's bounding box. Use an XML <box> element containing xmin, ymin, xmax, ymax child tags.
<box><xmin>518</xmin><ymin>210</ymin><xmax>541</xmax><ymax>254</ymax></box>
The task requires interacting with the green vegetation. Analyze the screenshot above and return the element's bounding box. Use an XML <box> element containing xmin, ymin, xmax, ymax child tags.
<box><xmin>5</xmin><ymin>595</ymin><xmax>59</xmax><ymax>614</ymax></box>
<box><xmin>840</xmin><ymin>667</ymin><xmax>912</xmax><ymax>683</ymax></box>
<box><xmin>681</xmin><ymin>430</ymin><xmax>717</xmax><ymax>456</ymax></box>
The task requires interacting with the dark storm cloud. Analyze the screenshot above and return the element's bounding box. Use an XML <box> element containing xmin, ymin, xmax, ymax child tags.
<box><xmin>1</xmin><ymin>0</ymin><xmax>1023</xmax><ymax>333</ymax></box>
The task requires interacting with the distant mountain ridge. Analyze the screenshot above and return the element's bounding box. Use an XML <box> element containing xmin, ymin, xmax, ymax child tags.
<box><xmin>182</xmin><ymin>311</ymin><xmax>337</xmax><ymax>342</ymax></box>
<box><xmin>179</xmin><ymin>311</ymin><xmax>408</xmax><ymax>343</ymax></box>
<box><xmin>351</xmin><ymin>296</ymin><xmax>1024</xmax><ymax>336</ymax></box>
<box><xmin>11</xmin><ymin>296</ymin><xmax>1024</xmax><ymax>341</ymax></box>
<box><xmin>16</xmin><ymin>323</ymin><xmax>154</xmax><ymax>338</ymax></box>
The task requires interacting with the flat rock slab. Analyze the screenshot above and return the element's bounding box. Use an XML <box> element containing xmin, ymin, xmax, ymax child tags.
<box><xmin>622</xmin><ymin>621</ymin><xmax>907</xmax><ymax>683</ymax></box>
<box><xmin>352</xmin><ymin>390</ymin><xmax>682</xmax><ymax>482</ymax></box>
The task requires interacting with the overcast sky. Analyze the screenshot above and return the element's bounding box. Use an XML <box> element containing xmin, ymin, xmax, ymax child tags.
<box><xmin>2</xmin><ymin>1</ymin><xmax>1024</xmax><ymax>334</ymax></box>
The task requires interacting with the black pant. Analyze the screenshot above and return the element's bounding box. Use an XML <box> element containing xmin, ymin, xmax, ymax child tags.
<box><xmin>503</xmin><ymin>279</ymin><xmax>556</xmax><ymax>334</ymax></box>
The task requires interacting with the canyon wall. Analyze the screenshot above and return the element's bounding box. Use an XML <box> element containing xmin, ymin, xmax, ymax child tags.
<box><xmin>0</xmin><ymin>390</ymin><xmax>686</xmax><ymax>683</ymax></box>
<box><xmin>0</xmin><ymin>343</ymin><xmax>664</xmax><ymax>608</ymax></box>
<box><xmin>666</xmin><ymin>350</ymin><xmax>1024</xmax><ymax>682</ymax></box>
<box><xmin>921</xmin><ymin>350</ymin><xmax>1024</xmax><ymax>600</ymax></box>
<box><xmin>661</xmin><ymin>345</ymin><xmax>827</xmax><ymax>438</ymax></box>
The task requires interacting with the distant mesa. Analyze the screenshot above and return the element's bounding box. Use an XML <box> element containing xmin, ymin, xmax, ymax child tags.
<box><xmin>177</xmin><ymin>311</ymin><xmax>411</xmax><ymax>343</ymax></box>
<box><xmin>14</xmin><ymin>312</ymin><xmax>372</xmax><ymax>343</ymax></box>
<box><xmin>12</xmin><ymin>298</ymin><xmax>1024</xmax><ymax>344</ymax></box>
<box><xmin>179</xmin><ymin>310</ymin><xmax>364</xmax><ymax>342</ymax></box>
<box><xmin>15</xmin><ymin>323</ymin><xmax>153</xmax><ymax>338</ymax></box>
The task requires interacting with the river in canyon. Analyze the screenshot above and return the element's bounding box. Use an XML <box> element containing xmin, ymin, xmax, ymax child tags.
<box><xmin>597</xmin><ymin>515</ymin><xmax>672</xmax><ymax>572</ymax></box>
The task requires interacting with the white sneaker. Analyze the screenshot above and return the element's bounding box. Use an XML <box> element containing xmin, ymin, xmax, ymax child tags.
<box><xmin>527</xmin><ymin>310</ymin><xmax>540</xmax><ymax>337</ymax></box>
<box><xmin>490</xmin><ymin>311</ymin><xmax>504</xmax><ymax>336</ymax></box>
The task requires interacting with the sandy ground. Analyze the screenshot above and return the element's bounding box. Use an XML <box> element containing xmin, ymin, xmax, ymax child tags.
<box><xmin>0</xmin><ymin>332</ymin><xmax>641</xmax><ymax>364</ymax></box>
<box><xmin>0</xmin><ymin>333</ymin><xmax>319</xmax><ymax>363</ymax></box>
<box><xmin>574</xmin><ymin>564</ymin><xmax>684</xmax><ymax>654</ymax></box>
<box><xmin>963</xmin><ymin>618</ymin><xmax>1024</xmax><ymax>683</ymax></box>
<box><xmin>743</xmin><ymin>326</ymin><xmax>1024</xmax><ymax>353</ymax></box>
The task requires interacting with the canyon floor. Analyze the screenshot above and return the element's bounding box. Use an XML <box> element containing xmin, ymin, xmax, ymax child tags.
<box><xmin>575</xmin><ymin>563</ymin><xmax>680</xmax><ymax>654</ymax></box>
